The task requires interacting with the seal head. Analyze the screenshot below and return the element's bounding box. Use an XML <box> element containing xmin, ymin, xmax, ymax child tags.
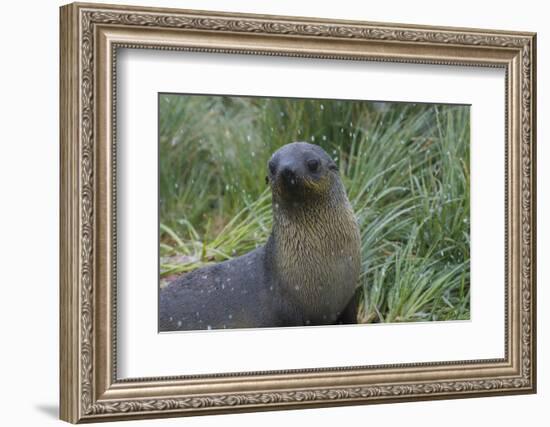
<box><xmin>267</xmin><ymin>142</ymin><xmax>339</xmax><ymax>204</ymax></box>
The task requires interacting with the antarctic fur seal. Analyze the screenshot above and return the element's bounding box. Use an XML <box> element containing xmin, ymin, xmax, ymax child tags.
<box><xmin>159</xmin><ymin>142</ymin><xmax>361</xmax><ymax>331</ymax></box>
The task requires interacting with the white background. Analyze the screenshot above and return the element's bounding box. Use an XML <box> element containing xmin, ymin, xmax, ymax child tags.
<box><xmin>118</xmin><ymin>50</ymin><xmax>505</xmax><ymax>377</ymax></box>
<box><xmin>0</xmin><ymin>0</ymin><xmax>546</xmax><ymax>426</ymax></box>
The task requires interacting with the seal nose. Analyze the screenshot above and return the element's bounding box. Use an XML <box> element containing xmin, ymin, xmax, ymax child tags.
<box><xmin>280</xmin><ymin>165</ymin><xmax>297</xmax><ymax>186</ymax></box>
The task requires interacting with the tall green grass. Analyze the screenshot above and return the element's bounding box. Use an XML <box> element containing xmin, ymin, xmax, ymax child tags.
<box><xmin>159</xmin><ymin>94</ymin><xmax>470</xmax><ymax>323</ymax></box>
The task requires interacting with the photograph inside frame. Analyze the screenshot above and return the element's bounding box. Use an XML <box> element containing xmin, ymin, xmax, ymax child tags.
<box><xmin>158</xmin><ymin>94</ymin><xmax>471</xmax><ymax>332</ymax></box>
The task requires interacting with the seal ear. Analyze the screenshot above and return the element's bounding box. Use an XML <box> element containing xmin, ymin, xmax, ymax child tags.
<box><xmin>328</xmin><ymin>162</ymin><xmax>338</xmax><ymax>172</ymax></box>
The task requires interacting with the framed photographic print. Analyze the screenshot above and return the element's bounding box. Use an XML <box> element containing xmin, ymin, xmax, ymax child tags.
<box><xmin>59</xmin><ymin>2</ymin><xmax>537</xmax><ymax>423</ymax></box>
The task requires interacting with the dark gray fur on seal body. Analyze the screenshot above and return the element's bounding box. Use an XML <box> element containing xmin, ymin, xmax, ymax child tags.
<box><xmin>159</xmin><ymin>142</ymin><xmax>361</xmax><ymax>331</ymax></box>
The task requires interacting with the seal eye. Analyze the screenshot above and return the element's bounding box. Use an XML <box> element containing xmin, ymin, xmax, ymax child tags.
<box><xmin>306</xmin><ymin>158</ymin><xmax>320</xmax><ymax>173</ymax></box>
<box><xmin>268</xmin><ymin>160</ymin><xmax>277</xmax><ymax>175</ymax></box>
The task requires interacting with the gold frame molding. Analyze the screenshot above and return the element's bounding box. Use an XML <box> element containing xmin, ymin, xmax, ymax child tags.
<box><xmin>59</xmin><ymin>2</ymin><xmax>537</xmax><ymax>423</ymax></box>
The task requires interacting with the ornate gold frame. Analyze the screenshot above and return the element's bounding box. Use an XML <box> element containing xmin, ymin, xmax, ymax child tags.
<box><xmin>59</xmin><ymin>2</ymin><xmax>537</xmax><ymax>423</ymax></box>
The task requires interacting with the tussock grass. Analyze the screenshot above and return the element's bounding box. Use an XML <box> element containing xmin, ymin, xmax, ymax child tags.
<box><xmin>159</xmin><ymin>94</ymin><xmax>470</xmax><ymax>322</ymax></box>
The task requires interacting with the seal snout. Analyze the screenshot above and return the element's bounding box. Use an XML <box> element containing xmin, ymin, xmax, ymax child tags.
<box><xmin>280</xmin><ymin>164</ymin><xmax>299</xmax><ymax>188</ymax></box>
